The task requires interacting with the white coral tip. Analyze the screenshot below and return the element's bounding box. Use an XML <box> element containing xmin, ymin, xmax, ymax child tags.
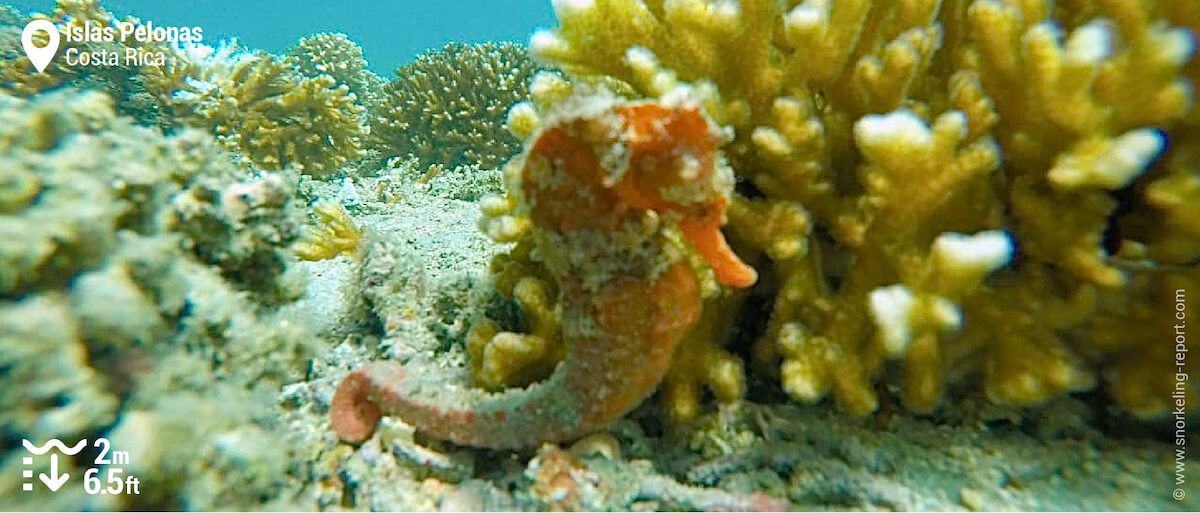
<box><xmin>551</xmin><ymin>0</ymin><xmax>595</xmax><ymax>19</ymax></box>
<box><xmin>712</xmin><ymin>0</ymin><xmax>741</xmax><ymax>25</ymax></box>
<box><xmin>1050</xmin><ymin>129</ymin><xmax>1165</xmax><ymax>189</ymax></box>
<box><xmin>868</xmin><ymin>285</ymin><xmax>916</xmax><ymax>356</ymax></box>
<box><xmin>854</xmin><ymin>109</ymin><xmax>934</xmax><ymax>156</ymax></box>
<box><xmin>752</xmin><ymin>127</ymin><xmax>792</xmax><ymax>157</ymax></box>
<box><xmin>506</xmin><ymin>102</ymin><xmax>539</xmax><ymax>139</ymax></box>
<box><xmin>933</xmin><ymin>230</ymin><xmax>1014</xmax><ymax>276</ymax></box>
<box><xmin>1065</xmin><ymin>20</ymin><xmax>1111</xmax><ymax>66</ymax></box>
<box><xmin>529</xmin><ymin>29</ymin><xmax>569</xmax><ymax>58</ymax></box>
<box><xmin>1107</xmin><ymin>129</ymin><xmax>1166</xmax><ymax>183</ymax></box>
<box><xmin>624</xmin><ymin>46</ymin><xmax>659</xmax><ymax>74</ymax></box>
<box><xmin>785</xmin><ymin>0</ymin><xmax>829</xmax><ymax>36</ymax></box>
<box><xmin>929</xmin><ymin>296</ymin><xmax>964</xmax><ymax>332</ymax></box>
<box><xmin>785</xmin><ymin>5</ymin><xmax>823</xmax><ymax>32</ymax></box>
<box><xmin>934</xmin><ymin>111</ymin><xmax>968</xmax><ymax>141</ymax></box>
<box><xmin>1159</xmin><ymin>28</ymin><xmax>1197</xmax><ymax>66</ymax></box>
<box><xmin>529</xmin><ymin>71</ymin><xmax>570</xmax><ymax>106</ymax></box>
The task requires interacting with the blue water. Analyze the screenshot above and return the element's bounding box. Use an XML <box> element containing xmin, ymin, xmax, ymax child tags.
<box><xmin>7</xmin><ymin>0</ymin><xmax>556</xmax><ymax>75</ymax></box>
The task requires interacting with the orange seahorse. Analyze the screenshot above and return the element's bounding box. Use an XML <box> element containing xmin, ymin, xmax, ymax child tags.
<box><xmin>331</xmin><ymin>97</ymin><xmax>756</xmax><ymax>449</ymax></box>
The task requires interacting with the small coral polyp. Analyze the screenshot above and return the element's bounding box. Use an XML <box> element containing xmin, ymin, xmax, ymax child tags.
<box><xmin>331</xmin><ymin>94</ymin><xmax>754</xmax><ymax>448</ymax></box>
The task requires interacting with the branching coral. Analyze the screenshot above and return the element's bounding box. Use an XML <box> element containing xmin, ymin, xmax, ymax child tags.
<box><xmin>174</xmin><ymin>51</ymin><xmax>368</xmax><ymax>177</ymax></box>
<box><xmin>285</xmin><ymin>32</ymin><xmax>384</xmax><ymax>107</ymax></box>
<box><xmin>0</xmin><ymin>1</ymin><xmax>370</xmax><ymax>176</ymax></box>
<box><xmin>1131</xmin><ymin>127</ymin><xmax>1200</xmax><ymax>263</ymax></box>
<box><xmin>467</xmin><ymin>249</ymin><xmax>564</xmax><ymax>390</ymax></box>
<box><xmin>960</xmin><ymin>0</ymin><xmax>1189</xmax><ymax>287</ymax></box>
<box><xmin>371</xmin><ymin>42</ymin><xmax>542</xmax><ymax>169</ymax></box>
<box><xmin>294</xmin><ymin>201</ymin><xmax>363</xmax><ymax>261</ymax></box>
<box><xmin>505</xmin><ymin>0</ymin><xmax>1199</xmax><ymax>420</ymax></box>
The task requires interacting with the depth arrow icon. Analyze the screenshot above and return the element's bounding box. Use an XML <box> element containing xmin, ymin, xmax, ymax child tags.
<box><xmin>39</xmin><ymin>454</ymin><xmax>69</xmax><ymax>491</ymax></box>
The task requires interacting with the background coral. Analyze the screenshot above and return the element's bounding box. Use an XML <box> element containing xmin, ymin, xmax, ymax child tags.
<box><xmin>285</xmin><ymin>31</ymin><xmax>384</xmax><ymax>108</ymax></box>
<box><xmin>0</xmin><ymin>89</ymin><xmax>319</xmax><ymax>510</ymax></box>
<box><xmin>371</xmin><ymin>42</ymin><xmax>542</xmax><ymax>169</ymax></box>
<box><xmin>173</xmin><ymin>50</ymin><xmax>368</xmax><ymax>177</ymax></box>
<box><xmin>0</xmin><ymin>0</ymin><xmax>190</xmax><ymax>126</ymax></box>
<box><xmin>0</xmin><ymin>1</ymin><xmax>372</xmax><ymax>177</ymax></box>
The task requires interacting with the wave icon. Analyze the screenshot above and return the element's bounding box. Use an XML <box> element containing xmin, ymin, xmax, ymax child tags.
<box><xmin>23</xmin><ymin>439</ymin><xmax>87</xmax><ymax>455</ymax></box>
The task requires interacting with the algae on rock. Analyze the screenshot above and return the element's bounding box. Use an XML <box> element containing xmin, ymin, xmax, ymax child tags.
<box><xmin>0</xmin><ymin>89</ymin><xmax>320</xmax><ymax>510</ymax></box>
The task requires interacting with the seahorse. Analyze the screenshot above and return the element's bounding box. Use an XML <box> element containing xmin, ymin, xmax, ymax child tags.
<box><xmin>331</xmin><ymin>95</ymin><xmax>756</xmax><ymax>449</ymax></box>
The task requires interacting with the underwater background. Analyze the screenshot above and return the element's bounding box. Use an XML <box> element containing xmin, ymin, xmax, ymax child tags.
<box><xmin>6</xmin><ymin>0</ymin><xmax>555</xmax><ymax>73</ymax></box>
<box><xmin>1</xmin><ymin>0</ymin><xmax>1198</xmax><ymax>511</ymax></box>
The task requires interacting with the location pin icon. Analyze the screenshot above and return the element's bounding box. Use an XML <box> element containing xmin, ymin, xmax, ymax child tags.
<box><xmin>22</xmin><ymin>19</ymin><xmax>60</xmax><ymax>73</ymax></box>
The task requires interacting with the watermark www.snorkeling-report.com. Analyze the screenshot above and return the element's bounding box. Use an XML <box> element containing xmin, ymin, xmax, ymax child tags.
<box><xmin>1175</xmin><ymin>287</ymin><xmax>1189</xmax><ymax>502</ymax></box>
<box><xmin>21</xmin><ymin>18</ymin><xmax>202</xmax><ymax>72</ymax></box>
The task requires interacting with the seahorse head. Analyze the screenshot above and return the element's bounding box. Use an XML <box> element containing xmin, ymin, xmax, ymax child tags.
<box><xmin>522</xmin><ymin>96</ymin><xmax>757</xmax><ymax>288</ymax></box>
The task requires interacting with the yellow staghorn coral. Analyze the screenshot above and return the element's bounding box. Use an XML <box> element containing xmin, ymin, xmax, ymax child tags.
<box><xmin>961</xmin><ymin>0</ymin><xmax>1189</xmax><ymax>287</ymax></box>
<box><xmin>285</xmin><ymin>32</ymin><xmax>384</xmax><ymax>106</ymax></box>
<box><xmin>174</xmin><ymin>52</ymin><xmax>367</xmax><ymax>177</ymax></box>
<box><xmin>1125</xmin><ymin>125</ymin><xmax>1200</xmax><ymax>264</ymax></box>
<box><xmin>371</xmin><ymin>42</ymin><xmax>543</xmax><ymax>169</ymax></box>
<box><xmin>513</xmin><ymin>0</ymin><xmax>1199</xmax><ymax>420</ymax></box>
<box><xmin>1086</xmin><ymin>268</ymin><xmax>1199</xmax><ymax>417</ymax></box>
<box><xmin>465</xmin><ymin>238</ymin><xmax>565</xmax><ymax>390</ymax></box>
<box><xmin>470</xmin><ymin>162</ymin><xmax>567</xmax><ymax>391</ymax></box>
<box><xmin>660</xmin><ymin>291</ymin><xmax>747</xmax><ymax>423</ymax></box>
<box><xmin>467</xmin><ymin>277</ymin><xmax>564</xmax><ymax>390</ymax></box>
<box><xmin>294</xmin><ymin>202</ymin><xmax>362</xmax><ymax>261</ymax></box>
